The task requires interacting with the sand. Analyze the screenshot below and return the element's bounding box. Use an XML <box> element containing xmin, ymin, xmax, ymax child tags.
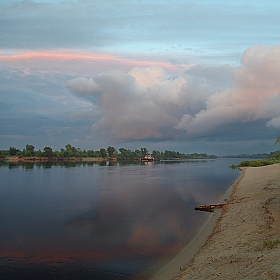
<box><xmin>153</xmin><ymin>164</ymin><xmax>280</xmax><ymax>280</ymax></box>
<box><xmin>174</xmin><ymin>164</ymin><xmax>280</xmax><ymax>280</ymax></box>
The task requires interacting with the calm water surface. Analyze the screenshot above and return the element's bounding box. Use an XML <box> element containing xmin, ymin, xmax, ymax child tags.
<box><xmin>0</xmin><ymin>159</ymin><xmax>241</xmax><ymax>279</ymax></box>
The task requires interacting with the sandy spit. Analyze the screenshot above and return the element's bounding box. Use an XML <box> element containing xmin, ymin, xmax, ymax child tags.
<box><xmin>172</xmin><ymin>164</ymin><xmax>280</xmax><ymax>280</ymax></box>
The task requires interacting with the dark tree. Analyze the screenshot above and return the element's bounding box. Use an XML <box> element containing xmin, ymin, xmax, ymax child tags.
<box><xmin>8</xmin><ymin>146</ymin><xmax>20</xmax><ymax>156</ymax></box>
<box><xmin>140</xmin><ymin>148</ymin><xmax>148</xmax><ymax>157</ymax></box>
<box><xmin>107</xmin><ymin>146</ymin><xmax>117</xmax><ymax>157</ymax></box>
<box><xmin>23</xmin><ymin>144</ymin><xmax>35</xmax><ymax>156</ymax></box>
<box><xmin>43</xmin><ymin>147</ymin><xmax>53</xmax><ymax>157</ymax></box>
<box><xmin>99</xmin><ymin>148</ymin><xmax>107</xmax><ymax>158</ymax></box>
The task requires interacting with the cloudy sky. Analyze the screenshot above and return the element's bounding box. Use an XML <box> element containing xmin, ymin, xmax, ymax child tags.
<box><xmin>1</xmin><ymin>0</ymin><xmax>280</xmax><ymax>155</ymax></box>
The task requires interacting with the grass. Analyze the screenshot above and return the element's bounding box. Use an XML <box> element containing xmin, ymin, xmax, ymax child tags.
<box><xmin>229</xmin><ymin>152</ymin><xmax>280</xmax><ymax>169</ymax></box>
<box><xmin>262</xmin><ymin>239</ymin><xmax>280</xmax><ymax>249</ymax></box>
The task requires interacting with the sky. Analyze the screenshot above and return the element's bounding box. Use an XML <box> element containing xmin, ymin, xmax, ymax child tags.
<box><xmin>1</xmin><ymin>0</ymin><xmax>280</xmax><ymax>155</ymax></box>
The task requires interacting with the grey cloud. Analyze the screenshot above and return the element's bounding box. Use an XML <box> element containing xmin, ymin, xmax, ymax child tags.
<box><xmin>0</xmin><ymin>1</ymin><xmax>116</xmax><ymax>49</ymax></box>
<box><xmin>267</xmin><ymin>117</ymin><xmax>280</xmax><ymax>129</ymax></box>
<box><xmin>1</xmin><ymin>0</ymin><xmax>280</xmax><ymax>57</ymax></box>
<box><xmin>67</xmin><ymin>65</ymin><xmax>233</xmax><ymax>141</ymax></box>
<box><xmin>66</xmin><ymin>77</ymin><xmax>101</xmax><ymax>95</ymax></box>
<box><xmin>67</xmin><ymin>46</ymin><xmax>280</xmax><ymax>144</ymax></box>
<box><xmin>68</xmin><ymin>68</ymin><xmax>177</xmax><ymax>140</ymax></box>
<box><xmin>0</xmin><ymin>68</ymin><xmax>99</xmax><ymax>150</ymax></box>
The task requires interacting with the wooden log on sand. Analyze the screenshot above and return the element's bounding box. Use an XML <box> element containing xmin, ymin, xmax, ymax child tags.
<box><xmin>194</xmin><ymin>204</ymin><xmax>225</xmax><ymax>212</ymax></box>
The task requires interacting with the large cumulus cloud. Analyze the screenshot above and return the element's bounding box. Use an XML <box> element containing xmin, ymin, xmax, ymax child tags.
<box><xmin>178</xmin><ymin>45</ymin><xmax>280</xmax><ymax>136</ymax></box>
<box><xmin>67</xmin><ymin>45</ymin><xmax>280</xmax><ymax>142</ymax></box>
<box><xmin>67</xmin><ymin>67</ymin><xmax>180</xmax><ymax>140</ymax></box>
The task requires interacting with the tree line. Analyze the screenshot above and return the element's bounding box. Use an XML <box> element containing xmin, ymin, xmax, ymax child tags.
<box><xmin>229</xmin><ymin>136</ymin><xmax>280</xmax><ymax>169</ymax></box>
<box><xmin>0</xmin><ymin>144</ymin><xmax>217</xmax><ymax>160</ymax></box>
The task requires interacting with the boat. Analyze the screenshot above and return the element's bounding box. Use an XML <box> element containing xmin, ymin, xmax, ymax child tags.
<box><xmin>141</xmin><ymin>155</ymin><xmax>155</xmax><ymax>162</ymax></box>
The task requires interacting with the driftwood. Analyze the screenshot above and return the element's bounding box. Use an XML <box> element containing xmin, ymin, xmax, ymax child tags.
<box><xmin>194</xmin><ymin>204</ymin><xmax>225</xmax><ymax>212</ymax></box>
<box><xmin>195</xmin><ymin>198</ymin><xmax>249</xmax><ymax>213</ymax></box>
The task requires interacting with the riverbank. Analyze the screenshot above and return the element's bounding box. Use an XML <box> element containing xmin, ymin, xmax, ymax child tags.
<box><xmin>151</xmin><ymin>167</ymin><xmax>243</xmax><ymax>280</ymax></box>
<box><xmin>1</xmin><ymin>156</ymin><xmax>115</xmax><ymax>163</ymax></box>
<box><xmin>152</xmin><ymin>164</ymin><xmax>280</xmax><ymax>280</ymax></box>
<box><xmin>171</xmin><ymin>164</ymin><xmax>280</xmax><ymax>280</ymax></box>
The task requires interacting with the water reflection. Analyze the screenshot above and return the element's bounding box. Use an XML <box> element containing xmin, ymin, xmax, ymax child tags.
<box><xmin>0</xmin><ymin>159</ymin><xmax>212</xmax><ymax>170</ymax></box>
<box><xmin>0</xmin><ymin>159</ymin><xmax>240</xmax><ymax>279</ymax></box>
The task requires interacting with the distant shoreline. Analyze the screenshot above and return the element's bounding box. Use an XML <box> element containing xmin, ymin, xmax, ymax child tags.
<box><xmin>0</xmin><ymin>156</ymin><xmax>216</xmax><ymax>163</ymax></box>
<box><xmin>1</xmin><ymin>156</ymin><xmax>116</xmax><ymax>163</ymax></box>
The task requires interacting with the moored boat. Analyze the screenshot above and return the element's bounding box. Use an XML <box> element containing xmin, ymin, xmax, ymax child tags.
<box><xmin>141</xmin><ymin>155</ymin><xmax>155</xmax><ymax>162</ymax></box>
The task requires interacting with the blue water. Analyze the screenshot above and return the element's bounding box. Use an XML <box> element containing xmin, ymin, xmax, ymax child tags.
<box><xmin>0</xmin><ymin>158</ymin><xmax>241</xmax><ymax>279</ymax></box>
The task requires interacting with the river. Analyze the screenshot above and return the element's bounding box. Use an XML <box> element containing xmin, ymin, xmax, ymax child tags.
<box><xmin>0</xmin><ymin>158</ymin><xmax>241</xmax><ymax>279</ymax></box>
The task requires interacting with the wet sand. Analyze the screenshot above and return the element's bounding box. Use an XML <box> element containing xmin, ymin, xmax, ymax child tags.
<box><xmin>153</xmin><ymin>164</ymin><xmax>280</xmax><ymax>280</ymax></box>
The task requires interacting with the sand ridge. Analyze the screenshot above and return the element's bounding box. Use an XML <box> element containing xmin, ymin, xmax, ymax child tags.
<box><xmin>173</xmin><ymin>164</ymin><xmax>280</xmax><ymax>280</ymax></box>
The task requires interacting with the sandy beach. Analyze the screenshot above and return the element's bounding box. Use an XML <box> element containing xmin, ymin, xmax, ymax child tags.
<box><xmin>153</xmin><ymin>163</ymin><xmax>280</xmax><ymax>280</ymax></box>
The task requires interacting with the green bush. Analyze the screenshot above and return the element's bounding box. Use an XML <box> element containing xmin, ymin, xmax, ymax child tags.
<box><xmin>238</xmin><ymin>158</ymin><xmax>280</xmax><ymax>167</ymax></box>
<box><xmin>272</xmin><ymin>152</ymin><xmax>280</xmax><ymax>159</ymax></box>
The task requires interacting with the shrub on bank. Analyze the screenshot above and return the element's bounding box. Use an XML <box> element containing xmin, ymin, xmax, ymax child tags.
<box><xmin>238</xmin><ymin>157</ymin><xmax>280</xmax><ymax>168</ymax></box>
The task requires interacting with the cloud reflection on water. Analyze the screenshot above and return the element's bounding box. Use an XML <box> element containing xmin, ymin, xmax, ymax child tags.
<box><xmin>0</xmin><ymin>160</ymin><xmax>240</xmax><ymax>278</ymax></box>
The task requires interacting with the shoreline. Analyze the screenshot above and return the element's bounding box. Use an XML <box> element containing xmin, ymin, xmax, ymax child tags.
<box><xmin>1</xmin><ymin>156</ymin><xmax>114</xmax><ymax>163</ymax></box>
<box><xmin>173</xmin><ymin>164</ymin><xmax>280</xmax><ymax>279</ymax></box>
<box><xmin>151</xmin><ymin>169</ymin><xmax>244</xmax><ymax>280</ymax></box>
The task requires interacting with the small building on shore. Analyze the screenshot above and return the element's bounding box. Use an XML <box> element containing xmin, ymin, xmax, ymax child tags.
<box><xmin>141</xmin><ymin>155</ymin><xmax>155</xmax><ymax>162</ymax></box>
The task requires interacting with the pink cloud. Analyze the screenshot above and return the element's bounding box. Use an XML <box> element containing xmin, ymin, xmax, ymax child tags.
<box><xmin>0</xmin><ymin>50</ymin><xmax>188</xmax><ymax>75</ymax></box>
<box><xmin>177</xmin><ymin>45</ymin><xmax>280</xmax><ymax>136</ymax></box>
<box><xmin>0</xmin><ymin>51</ymin><xmax>120</xmax><ymax>62</ymax></box>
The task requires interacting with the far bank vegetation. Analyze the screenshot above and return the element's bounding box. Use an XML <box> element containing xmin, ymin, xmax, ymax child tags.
<box><xmin>230</xmin><ymin>135</ymin><xmax>280</xmax><ymax>168</ymax></box>
<box><xmin>0</xmin><ymin>144</ymin><xmax>216</xmax><ymax>162</ymax></box>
